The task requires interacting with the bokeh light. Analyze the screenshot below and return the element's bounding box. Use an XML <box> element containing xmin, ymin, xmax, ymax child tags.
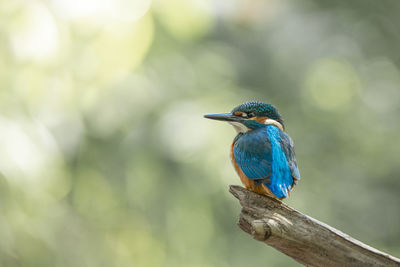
<box><xmin>0</xmin><ymin>0</ymin><xmax>400</xmax><ymax>266</ymax></box>
<box><xmin>303</xmin><ymin>58</ymin><xmax>361</xmax><ymax>111</ymax></box>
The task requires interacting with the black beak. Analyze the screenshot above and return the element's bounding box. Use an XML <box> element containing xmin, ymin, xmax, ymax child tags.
<box><xmin>203</xmin><ymin>113</ymin><xmax>243</xmax><ymax>122</ymax></box>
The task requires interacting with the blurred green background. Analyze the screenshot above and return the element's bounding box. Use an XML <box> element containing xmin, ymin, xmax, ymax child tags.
<box><xmin>1</xmin><ymin>0</ymin><xmax>400</xmax><ymax>266</ymax></box>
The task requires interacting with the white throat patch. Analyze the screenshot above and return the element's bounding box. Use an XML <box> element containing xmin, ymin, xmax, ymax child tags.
<box><xmin>229</xmin><ymin>122</ymin><xmax>250</xmax><ymax>133</ymax></box>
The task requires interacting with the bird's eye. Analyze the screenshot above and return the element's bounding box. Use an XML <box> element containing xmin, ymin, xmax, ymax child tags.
<box><xmin>247</xmin><ymin>113</ymin><xmax>255</xmax><ymax>118</ymax></box>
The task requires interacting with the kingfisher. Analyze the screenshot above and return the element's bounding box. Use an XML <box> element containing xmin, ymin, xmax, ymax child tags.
<box><xmin>204</xmin><ymin>101</ymin><xmax>300</xmax><ymax>199</ymax></box>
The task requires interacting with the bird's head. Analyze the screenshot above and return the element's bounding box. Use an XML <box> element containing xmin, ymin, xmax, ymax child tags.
<box><xmin>204</xmin><ymin>101</ymin><xmax>284</xmax><ymax>133</ymax></box>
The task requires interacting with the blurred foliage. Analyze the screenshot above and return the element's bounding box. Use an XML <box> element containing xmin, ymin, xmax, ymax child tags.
<box><xmin>0</xmin><ymin>0</ymin><xmax>400</xmax><ymax>266</ymax></box>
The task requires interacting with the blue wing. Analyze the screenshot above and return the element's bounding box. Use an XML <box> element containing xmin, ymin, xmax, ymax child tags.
<box><xmin>279</xmin><ymin>131</ymin><xmax>300</xmax><ymax>181</ymax></box>
<box><xmin>233</xmin><ymin>126</ymin><xmax>298</xmax><ymax>198</ymax></box>
<box><xmin>233</xmin><ymin>128</ymin><xmax>272</xmax><ymax>183</ymax></box>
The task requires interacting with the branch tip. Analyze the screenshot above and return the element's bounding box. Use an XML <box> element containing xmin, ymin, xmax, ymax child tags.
<box><xmin>228</xmin><ymin>184</ymin><xmax>400</xmax><ymax>267</ymax></box>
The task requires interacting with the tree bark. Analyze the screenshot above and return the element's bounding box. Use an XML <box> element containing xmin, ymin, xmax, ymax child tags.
<box><xmin>229</xmin><ymin>185</ymin><xmax>400</xmax><ymax>267</ymax></box>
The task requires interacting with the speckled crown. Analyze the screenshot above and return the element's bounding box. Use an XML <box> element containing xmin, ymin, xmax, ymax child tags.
<box><xmin>232</xmin><ymin>101</ymin><xmax>282</xmax><ymax>120</ymax></box>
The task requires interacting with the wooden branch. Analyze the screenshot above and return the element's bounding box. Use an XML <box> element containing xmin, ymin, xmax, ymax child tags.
<box><xmin>229</xmin><ymin>185</ymin><xmax>400</xmax><ymax>267</ymax></box>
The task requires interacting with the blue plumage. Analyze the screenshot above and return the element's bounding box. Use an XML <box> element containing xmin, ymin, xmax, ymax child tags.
<box><xmin>279</xmin><ymin>130</ymin><xmax>300</xmax><ymax>180</ymax></box>
<box><xmin>204</xmin><ymin>101</ymin><xmax>300</xmax><ymax>199</ymax></box>
<box><xmin>233</xmin><ymin>128</ymin><xmax>272</xmax><ymax>180</ymax></box>
<box><xmin>233</xmin><ymin>125</ymin><xmax>299</xmax><ymax>198</ymax></box>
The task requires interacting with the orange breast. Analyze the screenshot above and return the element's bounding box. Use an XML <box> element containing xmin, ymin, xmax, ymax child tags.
<box><xmin>230</xmin><ymin>142</ymin><xmax>279</xmax><ymax>198</ymax></box>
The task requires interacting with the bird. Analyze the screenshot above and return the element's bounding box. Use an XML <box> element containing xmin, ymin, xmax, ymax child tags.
<box><xmin>204</xmin><ymin>101</ymin><xmax>300</xmax><ymax>199</ymax></box>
